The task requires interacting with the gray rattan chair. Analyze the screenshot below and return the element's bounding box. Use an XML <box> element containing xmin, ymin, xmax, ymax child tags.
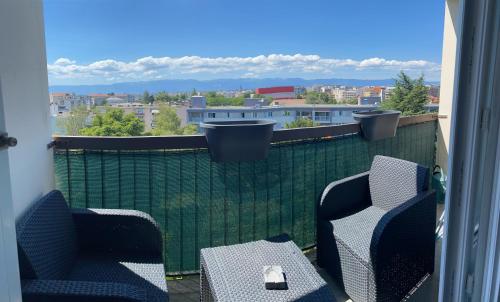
<box><xmin>317</xmin><ymin>155</ymin><xmax>436</xmax><ymax>302</ymax></box>
<box><xmin>16</xmin><ymin>190</ymin><xmax>168</xmax><ymax>302</ymax></box>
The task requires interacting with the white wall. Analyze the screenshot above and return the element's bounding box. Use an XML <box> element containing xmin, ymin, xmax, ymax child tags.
<box><xmin>0</xmin><ymin>0</ymin><xmax>54</xmax><ymax>218</ymax></box>
<box><xmin>436</xmin><ymin>0</ymin><xmax>460</xmax><ymax>174</ymax></box>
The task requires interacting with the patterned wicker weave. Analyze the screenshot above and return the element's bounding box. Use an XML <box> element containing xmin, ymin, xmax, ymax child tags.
<box><xmin>54</xmin><ymin>120</ymin><xmax>438</xmax><ymax>275</ymax></box>
<box><xmin>200</xmin><ymin>236</ymin><xmax>335</xmax><ymax>301</ymax></box>
<box><xmin>16</xmin><ymin>190</ymin><xmax>169</xmax><ymax>302</ymax></box>
<box><xmin>317</xmin><ymin>156</ymin><xmax>436</xmax><ymax>302</ymax></box>
<box><xmin>369</xmin><ymin>155</ymin><xmax>429</xmax><ymax>211</ymax></box>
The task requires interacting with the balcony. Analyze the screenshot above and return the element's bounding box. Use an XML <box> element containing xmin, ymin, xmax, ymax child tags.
<box><xmin>52</xmin><ymin>114</ymin><xmax>440</xmax><ymax>300</ymax></box>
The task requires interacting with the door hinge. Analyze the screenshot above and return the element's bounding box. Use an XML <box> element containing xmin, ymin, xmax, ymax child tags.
<box><xmin>0</xmin><ymin>132</ymin><xmax>17</xmax><ymax>150</ymax></box>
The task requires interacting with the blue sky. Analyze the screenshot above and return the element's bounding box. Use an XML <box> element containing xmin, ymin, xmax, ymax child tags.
<box><xmin>44</xmin><ymin>0</ymin><xmax>445</xmax><ymax>85</ymax></box>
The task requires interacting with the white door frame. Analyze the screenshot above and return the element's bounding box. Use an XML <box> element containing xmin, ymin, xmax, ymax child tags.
<box><xmin>0</xmin><ymin>77</ymin><xmax>22</xmax><ymax>301</ymax></box>
<box><xmin>439</xmin><ymin>0</ymin><xmax>500</xmax><ymax>301</ymax></box>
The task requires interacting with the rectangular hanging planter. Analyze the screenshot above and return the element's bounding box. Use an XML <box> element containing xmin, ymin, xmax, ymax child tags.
<box><xmin>200</xmin><ymin>120</ymin><xmax>276</xmax><ymax>162</ymax></box>
<box><xmin>352</xmin><ymin>110</ymin><xmax>401</xmax><ymax>141</ymax></box>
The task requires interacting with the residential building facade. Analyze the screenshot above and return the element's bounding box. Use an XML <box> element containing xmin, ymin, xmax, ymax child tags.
<box><xmin>332</xmin><ymin>87</ymin><xmax>359</xmax><ymax>102</ymax></box>
<box><xmin>186</xmin><ymin>104</ymin><xmax>378</xmax><ymax>130</ymax></box>
<box><xmin>255</xmin><ymin>86</ymin><xmax>296</xmax><ymax>99</ymax></box>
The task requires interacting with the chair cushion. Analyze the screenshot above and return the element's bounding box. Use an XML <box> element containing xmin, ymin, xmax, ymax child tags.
<box><xmin>67</xmin><ymin>253</ymin><xmax>168</xmax><ymax>302</ymax></box>
<box><xmin>331</xmin><ymin>206</ymin><xmax>386</xmax><ymax>264</ymax></box>
<box><xmin>16</xmin><ymin>190</ymin><xmax>78</xmax><ymax>279</ymax></box>
<box><xmin>369</xmin><ymin>155</ymin><xmax>429</xmax><ymax>211</ymax></box>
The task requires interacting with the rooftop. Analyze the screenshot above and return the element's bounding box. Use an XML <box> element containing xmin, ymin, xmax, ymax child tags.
<box><xmin>188</xmin><ymin>104</ymin><xmax>379</xmax><ymax>111</ymax></box>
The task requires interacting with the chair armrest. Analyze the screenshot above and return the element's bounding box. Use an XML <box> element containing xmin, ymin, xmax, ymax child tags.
<box><xmin>369</xmin><ymin>190</ymin><xmax>437</xmax><ymax>297</ymax></box>
<box><xmin>21</xmin><ymin>279</ymin><xmax>146</xmax><ymax>302</ymax></box>
<box><xmin>317</xmin><ymin>171</ymin><xmax>371</xmax><ymax>220</ymax></box>
<box><xmin>71</xmin><ymin>208</ymin><xmax>162</xmax><ymax>256</ymax></box>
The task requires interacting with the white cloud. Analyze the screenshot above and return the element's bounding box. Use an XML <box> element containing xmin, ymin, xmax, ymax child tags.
<box><xmin>53</xmin><ymin>57</ymin><xmax>76</xmax><ymax>66</ymax></box>
<box><xmin>48</xmin><ymin>54</ymin><xmax>441</xmax><ymax>84</ymax></box>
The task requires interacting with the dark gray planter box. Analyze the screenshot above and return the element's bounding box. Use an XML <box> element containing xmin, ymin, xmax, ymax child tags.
<box><xmin>200</xmin><ymin>120</ymin><xmax>276</xmax><ymax>162</ymax></box>
<box><xmin>352</xmin><ymin>110</ymin><xmax>401</xmax><ymax>141</ymax></box>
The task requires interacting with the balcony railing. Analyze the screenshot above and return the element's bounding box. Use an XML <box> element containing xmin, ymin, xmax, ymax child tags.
<box><xmin>53</xmin><ymin>114</ymin><xmax>437</xmax><ymax>275</ymax></box>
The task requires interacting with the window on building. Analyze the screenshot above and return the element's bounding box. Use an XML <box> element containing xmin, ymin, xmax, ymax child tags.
<box><xmin>268</xmin><ymin>112</ymin><xmax>273</xmax><ymax>117</ymax></box>
<box><xmin>241</xmin><ymin>112</ymin><xmax>245</xmax><ymax>118</ymax></box>
<box><xmin>208</xmin><ymin>112</ymin><xmax>216</xmax><ymax>118</ymax></box>
<box><xmin>253</xmin><ymin>112</ymin><xmax>257</xmax><ymax>118</ymax></box>
<box><xmin>315</xmin><ymin>111</ymin><xmax>330</xmax><ymax>121</ymax></box>
<box><xmin>284</xmin><ymin>111</ymin><xmax>290</xmax><ymax>116</ymax></box>
<box><xmin>190</xmin><ymin>112</ymin><xmax>202</xmax><ymax>121</ymax></box>
<box><xmin>298</xmin><ymin>111</ymin><xmax>312</xmax><ymax>118</ymax></box>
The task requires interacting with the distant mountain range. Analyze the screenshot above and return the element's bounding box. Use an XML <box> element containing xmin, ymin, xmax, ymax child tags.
<box><xmin>49</xmin><ymin>78</ymin><xmax>439</xmax><ymax>94</ymax></box>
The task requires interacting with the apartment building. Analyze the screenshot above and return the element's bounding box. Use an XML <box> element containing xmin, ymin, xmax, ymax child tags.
<box><xmin>332</xmin><ymin>87</ymin><xmax>359</xmax><ymax>102</ymax></box>
<box><xmin>384</xmin><ymin>87</ymin><xmax>395</xmax><ymax>100</ymax></box>
<box><xmin>360</xmin><ymin>86</ymin><xmax>384</xmax><ymax>98</ymax></box>
<box><xmin>191</xmin><ymin>95</ymin><xmax>207</xmax><ymax>108</ymax></box>
<box><xmin>88</xmin><ymin>93</ymin><xmax>136</xmax><ymax>106</ymax></box>
<box><xmin>49</xmin><ymin>92</ymin><xmax>90</xmax><ymax>113</ymax></box>
<box><xmin>186</xmin><ymin>104</ymin><xmax>378</xmax><ymax>130</ymax></box>
<box><xmin>88</xmin><ymin>93</ymin><xmax>109</xmax><ymax>106</ymax></box>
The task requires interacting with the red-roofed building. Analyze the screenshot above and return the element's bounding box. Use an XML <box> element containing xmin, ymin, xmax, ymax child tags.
<box><xmin>255</xmin><ymin>86</ymin><xmax>296</xmax><ymax>99</ymax></box>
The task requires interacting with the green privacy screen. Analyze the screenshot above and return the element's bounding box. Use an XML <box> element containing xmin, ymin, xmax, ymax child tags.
<box><xmin>54</xmin><ymin>120</ymin><xmax>437</xmax><ymax>275</ymax></box>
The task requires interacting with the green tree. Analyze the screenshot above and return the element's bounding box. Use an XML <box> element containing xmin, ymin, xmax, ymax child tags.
<box><xmin>142</xmin><ymin>90</ymin><xmax>155</xmax><ymax>104</ymax></box>
<box><xmin>155</xmin><ymin>91</ymin><xmax>171</xmax><ymax>103</ymax></box>
<box><xmin>142</xmin><ymin>91</ymin><xmax>150</xmax><ymax>104</ymax></box>
<box><xmin>56</xmin><ymin>106</ymin><xmax>88</xmax><ymax>135</ymax></box>
<box><xmin>79</xmin><ymin>108</ymin><xmax>144</xmax><ymax>136</ymax></box>
<box><xmin>206</xmin><ymin>91</ymin><xmax>218</xmax><ymax>98</ymax></box>
<box><xmin>381</xmin><ymin>71</ymin><xmax>429</xmax><ymax>115</ymax></box>
<box><xmin>152</xmin><ymin>105</ymin><xmax>182</xmax><ymax>135</ymax></box>
<box><xmin>285</xmin><ymin>118</ymin><xmax>317</xmax><ymax>129</ymax></box>
<box><xmin>344</xmin><ymin>98</ymin><xmax>358</xmax><ymax>105</ymax></box>
<box><xmin>181</xmin><ymin>124</ymin><xmax>198</xmax><ymax>135</ymax></box>
<box><xmin>305</xmin><ymin>91</ymin><xmax>336</xmax><ymax>104</ymax></box>
<box><xmin>206</xmin><ymin>94</ymin><xmax>244</xmax><ymax>106</ymax></box>
<box><xmin>152</xmin><ymin>105</ymin><xmax>199</xmax><ymax>135</ymax></box>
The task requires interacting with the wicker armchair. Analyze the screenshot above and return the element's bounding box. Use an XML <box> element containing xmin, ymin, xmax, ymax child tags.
<box><xmin>16</xmin><ymin>190</ymin><xmax>168</xmax><ymax>302</ymax></box>
<box><xmin>317</xmin><ymin>155</ymin><xmax>436</xmax><ymax>302</ymax></box>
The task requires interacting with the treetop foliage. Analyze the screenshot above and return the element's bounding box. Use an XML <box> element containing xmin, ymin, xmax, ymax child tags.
<box><xmin>285</xmin><ymin>118</ymin><xmax>317</xmax><ymax>129</ymax></box>
<box><xmin>305</xmin><ymin>91</ymin><xmax>337</xmax><ymax>104</ymax></box>
<box><xmin>79</xmin><ymin>108</ymin><xmax>144</xmax><ymax>136</ymax></box>
<box><xmin>152</xmin><ymin>105</ymin><xmax>198</xmax><ymax>135</ymax></box>
<box><xmin>381</xmin><ymin>71</ymin><xmax>429</xmax><ymax>116</ymax></box>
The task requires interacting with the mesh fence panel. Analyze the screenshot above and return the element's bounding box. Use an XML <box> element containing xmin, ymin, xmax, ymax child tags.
<box><xmin>54</xmin><ymin>120</ymin><xmax>437</xmax><ymax>275</ymax></box>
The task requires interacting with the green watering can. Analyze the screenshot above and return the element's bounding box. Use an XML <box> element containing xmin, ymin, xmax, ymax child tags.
<box><xmin>432</xmin><ymin>165</ymin><xmax>447</xmax><ymax>204</ymax></box>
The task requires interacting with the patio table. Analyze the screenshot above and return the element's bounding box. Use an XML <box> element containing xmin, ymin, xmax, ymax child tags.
<box><xmin>200</xmin><ymin>237</ymin><xmax>335</xmax><ymax>301</ymax></box>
